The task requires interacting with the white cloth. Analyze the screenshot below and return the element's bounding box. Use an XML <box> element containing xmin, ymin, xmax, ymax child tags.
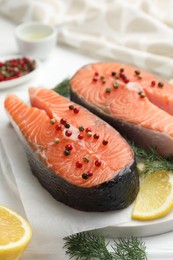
<box><xmin>1</xmin><ymin>0</ymin><xmax>173</xmax><ymax>78</ymax></box>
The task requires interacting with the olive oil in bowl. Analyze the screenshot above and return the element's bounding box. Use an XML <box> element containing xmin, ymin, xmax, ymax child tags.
<box><xmin>24</xmin><ymin>33</ymin><xmax>50</xmax><ymax>40</ymax></box>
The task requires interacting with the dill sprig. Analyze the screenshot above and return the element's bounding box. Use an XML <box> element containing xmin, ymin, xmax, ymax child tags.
<box><xmin>63</xmin><ymin>232</ymin><xmax>148</xmax><ymax>260</ymax></box>
<box><xmin>130</xmin><ymin>142</ymin><xmax>173</xmax><ymax>174</ymax></box>
<box><xmin>53</xmin><ymin>78</ymin><xmax>70</xmax><ymax>97</ymax></box>
<box><xmin>64</xmin><ymin>232</ymin><xmax>112</xmax><ymax>260</ymax></box>
<box><xmin>112</xmin><ymin>237</ymin><xmax>148</xmax><ymax>260</ymax></box>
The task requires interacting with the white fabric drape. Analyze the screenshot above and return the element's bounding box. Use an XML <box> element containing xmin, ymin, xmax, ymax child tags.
<box><xmin>1</xmin><ymin>0</ymin><xmax>173</xmax><ymax>77</ymax></box>
<box><xmin>0</xmin><ymin>0</ymin><xmax>173</xmax><ymax>78</ymax></box>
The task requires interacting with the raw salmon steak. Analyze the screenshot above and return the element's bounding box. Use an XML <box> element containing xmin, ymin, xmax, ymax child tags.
<box><xmin>70</xmin><ymin>62</ymin><xmax>173</xmax><ymax>157</ymax></box>
<box><xmin>4</xmin><ymin>88</ymin><xmax>139</xmax><ymax>212</ymax></box>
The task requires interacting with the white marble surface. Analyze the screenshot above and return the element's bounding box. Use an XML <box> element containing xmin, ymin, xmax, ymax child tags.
<box><xmin>0</xmin><ymin>15</ymin><xmax>173</xmax><ymax>260</ymax></box>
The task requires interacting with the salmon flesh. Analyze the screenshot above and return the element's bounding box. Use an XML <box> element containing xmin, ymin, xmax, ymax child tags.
<box><xmin>4</xmin><ymin>88</ymin><xmax>139</xmax><ymax>212</ymax></box>
<box><xmin>70</xmin><ymin>62</ymin><xmax>173</xmax><ymax>157</ymax></box>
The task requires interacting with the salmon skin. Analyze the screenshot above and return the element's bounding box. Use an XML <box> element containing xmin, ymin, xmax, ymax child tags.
<box><xmin>4</xmin><ymin>88</ymin><xmax>139</xmax><ymax>212</ymax></box>
<box><xmin>70</xmin><ymin>62</ymin><xmax>173</xmax><ymax>157</ymax></box>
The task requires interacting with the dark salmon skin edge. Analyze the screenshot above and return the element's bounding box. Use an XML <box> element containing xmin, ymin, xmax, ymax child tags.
<box><xmin>24</xmin><ymin>138</ymin><xmax>139</xmax><ymax>212</ymax></box>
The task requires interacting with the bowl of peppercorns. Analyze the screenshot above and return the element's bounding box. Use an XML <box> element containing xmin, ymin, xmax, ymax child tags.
<box><xmin>0</xmin><ymin>56</ymin><xmax>39</xmax><ymax>89</ymax></box>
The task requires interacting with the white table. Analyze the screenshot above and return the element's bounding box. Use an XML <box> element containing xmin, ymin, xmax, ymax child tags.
<box><xmin>0</xmin><ymin>16</ymin><xmax>173</xmax><ymax>260</ymax></box>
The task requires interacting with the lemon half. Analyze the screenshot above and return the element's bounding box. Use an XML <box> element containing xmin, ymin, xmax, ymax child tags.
<box><xmin>132</xmin><ymin>170</ymin><xmax>173</xmax><ymax>221</ymax></box>
<box><xmin>0</xmin><ymin>205</ymin><xmax>32</xmax><ymax>260</ymax></box>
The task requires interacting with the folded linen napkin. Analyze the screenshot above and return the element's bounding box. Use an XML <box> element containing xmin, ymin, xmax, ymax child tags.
<box><xmin>1</xmin><ymin>0</ymin><xmax>173</xmax><ymax>78</ymax></box>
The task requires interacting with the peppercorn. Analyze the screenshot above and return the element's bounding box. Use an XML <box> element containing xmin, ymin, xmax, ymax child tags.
<box><xmin>64</xmin><ymin>123</ymin><xmax>70</xmax><ymax>129</ymax></box>
<box><xmin>50</xmin><ymin>118</ymin><xmax>56</xmax><ymax>124</ymax></box>
<box><xmin>82</xmin><ymin>173</ymin><xmax>89</xmax><ymax>179</ymax></box>
<box><xmin>76</xmin><ymin>161</ymin><xmax>83</xmax><ymax>168</ymax></box>
<box><xmin>93</xmin><ymin>133</ymin><xmax>99</xmax><ymax>139</ymax></box>
<box><xmin>102</xmin><ymin>140</ymin><xmax>108</xmax><ymax>145</ymax></box>
<box><xmin>78</xmin><ymin>126</ymin><xmax>84</xmax><ymax>132</ymax></box>
<box><xmin>87</xmin><ymin>171</ymin><xmax>93</xmax><ymax>177</ymax></box>
<box><xmin>78</xmin><ymin>134</ymin><xmax>83</xmax><ymax>140</ymax></box>
<box><xmin>64</xmin><ymin>150</ymin><xmax>70</xmax><ymax>156</ymax></box>
<box><xmin>65</xmin><ymin>130</ymin><xmax>72</xmax><ymax>137</ymax></box>
<box><xmin>105</xmin><ymin>88</ymin><xmax>111</xmax><ymax>93</ymax></box>
<box><xmin>60</xmin><ymin>118</ymin><xmax>66</xmax><ymax>125</ymax></box>
<box><xmin>113</xmin><ymin>82</ymin><xmax>119</xmax><ymax>88</ymax></box>
<box><xmin>73</xmin><ymin>107</ymin><xmax>79</xmax><ymax>114</ymax></box>
<box><xmin>55</xmin><ymin>124</ymin><xmax>62</xmax><ymax>131</ymax></box>
<box><xmin>151</xmin><ymin>81</ymin><xmax>156</xmax><ymax>87</ymax></box>
<box><xmin>0</xmin><ymin>57</ymin><xmax>36</xmax><ymax>82</ymax></box>
<box><xmin>69</xmin><ymin>105</ymin><xmax>74</xmax><ymax>110</ymax></box>
<box><xmin>134</xmin><ymin>70</ymin><xmax>140</xmax><ymax>75</ymax></box>
<box><xmin>87</xmin><ymin>131</ymin><xmax>92</xmax><ymax>137</ymax></box>
<box><xmin>95</xmin><ymin>160</ymin><xmax>102</xmax><ymax>167</ymax></box>
<box><xmin>112</xmin><ymin>72</ymin><xmax>116</xmax><ymax>76</ymax></box>
<box><xmin>54</xmin><ymin>138</ymin><xmax>59</xmax><ymax>144</ymax></box>
<box><xmin>139</xmin><ymin>92</ymin><xmax>145</xmax><ymax>98</ymax></box>
<box><xmin>83</xmin><ymin>157</ymin><xmax>89</xmax><ymax>162</ymax></box>
<box><xmin>65</xmin><ymin>144</ymin><xmax>73</xmax><ymax>151</ymax></box>
<box><xmin>85</xmin><ymin>127</ymin><xmax>92</xmax><ymax>133</ymax></box>
<box><xmin>158</xmin><ymin>82</ymin><xmax>164</xmax><ymax>88</ymax></box>
<box><xmin>124</xmin><ymin>78</ymin><xmax>129</xmax><ymax>84</ymax></box>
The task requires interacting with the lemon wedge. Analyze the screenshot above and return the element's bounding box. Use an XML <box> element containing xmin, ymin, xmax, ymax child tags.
<box><xmin>132</xmin><ymin>170</ymin><xmax>173</xmax><ymax>221</ymax></box>
<box><xmin>0</xmin><ymin>205</ymin><xmax>32</xmax><ymax>260</ymax></box>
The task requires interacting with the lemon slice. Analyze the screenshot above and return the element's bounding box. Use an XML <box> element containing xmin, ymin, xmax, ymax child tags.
<box><xmin>0</xmin><ymin>205</ymin><xmax>32</xmax><ymax>260</ymax></box>
<box><xmin>132</xmin><ymin>170</ymin><xmax>173</xmax><ymax>221</ymax></box>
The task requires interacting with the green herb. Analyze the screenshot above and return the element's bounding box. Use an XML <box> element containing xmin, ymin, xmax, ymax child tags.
<box><xmin>112</xmin><ymin>237</ymin><xmax>148</xmax><ymax>260</ymax></box>
<box><xmin>130</xmin><ymin>142</ymin><xmax>173</xmax><ymax>174</ymax></box>
<box><xmin>63</xmin><ymin>232</ymin><xmax>148</xmax><ymax>260</ymax></box>
<box><xmin>53</xmin><ymin>78</ymin><xmax>70</xmax><ymax>97</ymax></box>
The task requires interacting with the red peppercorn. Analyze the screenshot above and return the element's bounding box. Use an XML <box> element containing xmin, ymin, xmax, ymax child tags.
<box><xmin>95</xmin><ymin>72</ymin><xmax>99</xmax><ymax>76</ymax></box>
<box><xmin>93</xmin><ymin>133</ymin><xmax>99</xmax><ymax>139</ymax></box>
<box><xmin>60</xmin><ymin>118</ymin><xmax>66</xmax><ymax>125</ymax></box>
<box><xmin>65</xmin><ymin>130</ymin><xmax>72</xmax><ymax>137</ymax></box>
<box><xmin>102</xmin><ymin>140</ymin><xmax>108</xmax><ymax>145</ymax></box>
<box><xmin>119</xmin><ymin>72</ymin><xmax>124</xmax><ymax>78</ymax></box>
<box><xmin>0</xmin><ymin>74</ymin><xmax>4</xmax><ymax>81</ymax></box>
<box><xmin>93</xmin><ymin>77</ymin><xmax>98</xmax><ymax>82</ymax></box>
<box><xmin>55</xmin><ymin>124</ymin><xmax>62</xmax><ymax>131</ymax></box>
<box><xmin>95</xmin><ymin>160</ymin><xmax>102</xmax><ymax>167</ymax></box>
<box><xmin>151</xmin><ymin>81</ymin><xmax>156</xmax><ymax>87</ymax></box>
<box><xmin>78</xmin><ymin>134</ymin><xmax>83</xmax><ymax>140</ymax></box>
<box><xmin>124</xmin><ymin>78</ymin><xmax>129</xmax><ymax>84</ymax></box>
<box><xmin>75</xmin><ymin>161</ymin><xmax>83</xmax><ymax>168</ymax></box>
<box><xmin>85</xmin><ymin>127</ymin><xmax>92</xmax><ymax>133</ymax></box>
<box><xmin>73</xmin><ymin>107</ymin><xmax>79</xmax><ymax>114</ymax></box>
<box><xmin>87</xmin><ymin>171</ymin><xmax>93</xmax><ymax>176</ymax></box>
<box><xmin>65</xmin><ymin>144</ymin><xmax>73</xmax><ymax>151</ymax></box>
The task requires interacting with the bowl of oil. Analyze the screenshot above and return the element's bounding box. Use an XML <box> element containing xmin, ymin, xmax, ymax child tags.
<box><xmin>15</xmin><ymin>22</ymin><xmax>57</xmax><ymax>60</ymax></box>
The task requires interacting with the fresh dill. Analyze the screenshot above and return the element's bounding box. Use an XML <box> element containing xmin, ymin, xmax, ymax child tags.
<box><xmin>63</xmin><ymin>232</ymin><xmax>148</xmax><ymax>260</ymax></box>
<box><xmin>53</xmin><ymin>78</ymin><xmax>70</xmax><ymax>97</ymax></box>
<box><xmin>130</xmin><ymin>142</ymin><xmax>173</xmax><ymax>174</ymax></box>
<box><xmin>112</xmin><ymin>237</ymin><xmax>148</xmax><ymax>260</ymax></box>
